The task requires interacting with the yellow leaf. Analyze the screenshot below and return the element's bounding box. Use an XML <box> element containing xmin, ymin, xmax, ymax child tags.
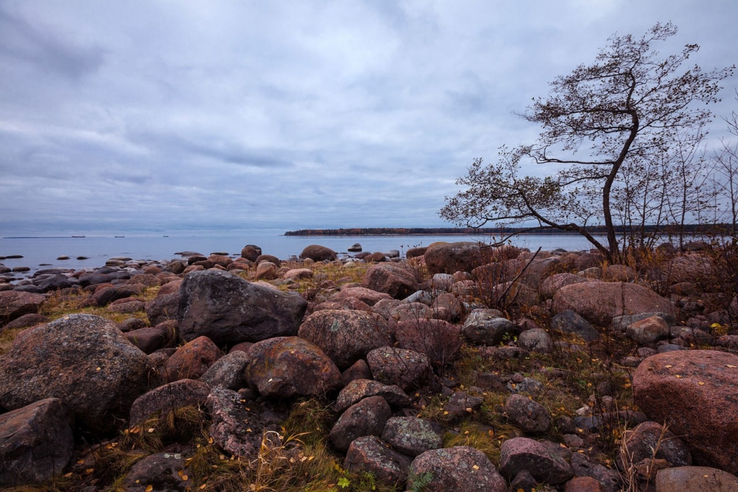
<box><xmin>727</xmin><ymin>365</ymin><xmax>737</xmax><ymax>368</ymax></box>
<box><xmin>146</xmin><ymin>486</ymin><xmax>154</xmax><ymax>492</ymax></box>
<box><xmin>698</xmin><ymin>381</ymin><xmax>705</xmax><ymax>386</ymax></box>
<box><xmin>665</xmin><ymin>365</ymin><xmax>673</xmax><ymax>368</ymax></box>
<box><xmin>63</xmin><ymin>472</ymin><xmax>73</xmax><ymax>478</ymax></box>
<box><xmin>85</xmin><ymin>468</ymin><xmax>94</xmax><ymax>475</ymax></box>
<box><xmin>200</xmin><ymin>485</ymin><xmax>207</xmax><ymax>490</ymax></box>
<box><xmin>182</xmin><ymin>475</ymin><xmax>189</xmax><ymax>481</ymax></box>
<box><xmin>675</xmin><ymin>375</ymin><xmax>683</xmax><ymax>378</ymax></box>
<box><xmin>472</xmin><ymin>464</ymin><xmax>479</xmax><ymax>471</ymax></box>
<box><xmin>148</xmin><ymin>428</ymin><xmax>155</xmax><ymax>433</ymax></box>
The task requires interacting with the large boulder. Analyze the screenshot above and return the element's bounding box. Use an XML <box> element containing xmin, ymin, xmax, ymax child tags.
<box><xmin>393</xmin><ymin>318</ymin><xmax>462</xmax><ymax>368</ymax></box>
<box><xmin>245</xmin><ymin>336</ymin><xmax>342</xmax><ymax>398</ymax></box>
<box><xmin>408</xmin><ymin>446</ymin><xmax>508</xmax><ymax>491</ymax></box>
<box><xmin>424</xmin><ymin>242</ymin><xmax>487</xmax><ymax>275</ymax></box>
<box><xmin>240</xmin><ymin>244</ymin><xmax>262</xmax><ymax>262</ymax></box>
<box><xmin>344</xmin><ymin>435</ymin><xmax>413</xmax><ymax>487</ymax></box>
<box><xmin>329</xmin><ymin>396</ymin><xmax>392</xmax><ymax>452</ymax></box>
<box><xmin>633</xmin><ymin>350</ymin><xmax>738</xmax><ymax>474</ymax></box>
<box><xmin>381</xmin><ymin>417</ymin><xmax>443</xmax><ymax>457</ymax></box>
<box><xmin>361</xmin><ymin>262</ymin><xmax>419</xmax><ymax>300</ymax></box>
<box><xmin>178</xmin><ymin>270</ymin><xmax>307</xmax><ymax>345</ymax></box>
<box><xmin>462</xmin><ymin>309</ymin><xmax>515</xmax><ymax>346</ymax></box>
<box><xmin>129</xmin><ymin>379</ymin><xmax>211</xmax><ymax>426</ymax></box>
<box><xmin>0</xmin><ymin>290</ymin><xmax>45</xmax><ymax>325</ymax></box>
<box><xmin>164</xmin><ymin>336</ymin><xmax>222</xmax><ymax>383</ymax></box>
<box><xmin>328</xmin><ymin>286</ymin><xmax>393</xmax><ymax>306</ymax></box>
<box><xmin>552</xmin><ymin>281</ymin><xmax>674</xmax><ymax>326</ymax></box>
<box><xmin>366</xmin><ymin>347</ymin><xmax>433</xmax><ymax>392</ymax></box>
<box><xmin>299</xmin><ymin>244</ymin><xmax>337</xmax><ymax>262</ymax></box>
<box><xmin>298</xmin><ymin>309</ymin><xmax>391</xmax><ymax>370</ymax></box>
<box><xmin>499</xmin><ymin>437</ymin><xmax>574</xmax><ymax>485</ymax></box>
<box><xmin>334</xmin><ymin>379</ymin><xmax>412</xmax><ymax>413</ymax></box>
<box><xmin>0</xmin><ymin>314</ymin><xmax>150</xmax><ymax>433</ymax></box>
<box><xmin>0</xmin><ymin>398</ymin><xmax>75</xmax><ymax>487</ymax></box>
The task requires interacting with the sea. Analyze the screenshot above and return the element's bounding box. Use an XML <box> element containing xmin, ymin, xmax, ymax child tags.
<box><xmin>0</xmin><ymin>232</ymin><xmax>605</xmax><ymax>278</ymax></box>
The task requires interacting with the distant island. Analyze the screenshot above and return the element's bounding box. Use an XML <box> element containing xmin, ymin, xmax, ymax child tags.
<box><xmin>284</xmin><ymin>224</ymin><xmax>733</xmax><ymax>236</ymax></box>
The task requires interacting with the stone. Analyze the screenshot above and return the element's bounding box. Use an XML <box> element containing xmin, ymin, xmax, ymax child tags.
<box><xmin>124</xmin><ymin>324</ymin><xmax>175</xmax><ymax>354</ymax></box>
<box><xmin>199</xmin><ymin>350</ymin><xmax>250</xmax><ymax>391</ymax></box>
<box><xmin>255</xmin><ymin>261</ymin><xmax>278</xmax><ymax>280</ymax></box>
<box><xmin>0</xmin><ymin>398</ymin><xmax>75</xmax><ymax>487</ymax></box>
<box><xmin>366</xmin><ymin>347</ymin><xmax>433</xmax><ymax>392</ymax></box>
<box><xmin>633</xmin><ymin>350</ymin><xmax>738</xmax><ymax>474</ymax></box>
<box><xmin>626</xmin><ymin>315</ymin><xmax>670</xmax><ymax>344</ymax></box>
<box><xmin>361</xmin><ymin>262</ymin><xmax>419</xmax><ymax>299</ymax></box>
<box><xmin>129</xmin><ymin>379</ymin><xmax>210</xmax><ymax>426</ymax></box>
<box><xmin>618</xmin><ymin>421</ymin><xmax>692</xmax><ymax>470</ymax></box>
<box><xmin>518</xmin><ymin>328</ymin><xmax>553</xmax><ymax>353</ymax></box>
<box><xmin>540</xmin><ymin>273</ymin><xmax>589</xmax><ymax>299</ymax></box>
<box><xmin>245</xmin><ymin>336</ymin><xmax>342</xmax><ymax>398</ymax></box>
<box><xmin>655</xmin><ymin>466</ymin><xmax>738</xmax><ymax>492</ymax></box>
<box><xmin>388</xmin><ymin>302</ymin><xmax>432</xmax><ymax>322</ymax></box>
<box><xmin>283</xmin><ymin>268</ymin><xmax>313</xmax><ymax>281</ymax></box>
<box><xmin>240</xmin><ymin>244</ymin><xmax>262</xmax><ymax>261</ymax></box>
<box><xmin>393</xmin><ymin>318</ymin><xmax>462</xmax><ymax>368</ymax></box>
<box><xmin>505</xmin><ymin>394</ymin><xmax>551</xmax><ymax>434</ymax></box>
<box><xmin>329</xmin><ymin>286</ymin><xmax>393</xmax><ymax>306</ymax></box>
<box><xmin>329</xmin><ymin>396</ymin><xmax>391</xmax><ymax>452</ymax></box>
<box><xmin>0</xmin><ymin>290</ymin><xmax>45</xmax><ymax>325</ymax></box>
<box><xmin>344</xmin><ymin>436</ymin><xmax>412</xmax><ymax>486</ymax></box>
<box><xmin>164</xmin><ymin>336</ymin><xmax>222</xmax><ymax>383</ymax></box>
<box><xmin>408</xmin><ymin>446</ymin><xmax>508</xmax><ymax>491</ymax></box>
<box><xmin>550</xmin><ymin>310</ymin><xmax>600</xmax><ymax>342</ymax></box>
<box><xmin>444</xmin><ymin>391</ymin><xmax>484</xmax><ymax>421</ymax></box>
<box><xmin>299</xmin><ymin>244</ymin><xmax>337</xmax><ymax>262</ymax></box>
<box><xmin>424</xmin><ymin>242</ymin><xmax>488</xmax><ymax>275</ymax></box>
<box><xmin>462</xmin><ymin>309</ymin><xmax>514</xmax><ymax>345</ymax></box>
<box><xmin>381</xmin><ymin>417</ymin><xmax>443</xmax><ymax>457</ymax></box>
<box><xmin>552</xmin><ymin>281</ymin><xmax>675</xmax><ymax>326</ymax></box>
<box><xmin>178</xmin><ymin>270</ymin><xmax>307</xmax><ymax>345</ymax></box>
<box><xmin>122</xmin><ymin>452</ymin><xmax>191</xmax><ymax>492</ymax></box>
<box><xmin>206</xmin><ymin>386</ymin><xmax>274</xmax><ymax>459</ymax></box>
<box><xmin>92</xmin><ymin>284</ymin><xmax>141</xmax><ymax>306</ymax></box>
<box><xmin>499</xmin><ymin>437</ymin><xmax>574</xmax><ymax>485</ymax></box>
<box><xmin>0</xmin><ymin>314</ymin><xmax>150</xmax><ymax>433</ymax></box>
<box><xmin>145</xmin><ymin>292</ymin><xmax>180</xmax><ymax>326</ymax></box>
<box><xmin>570</xmin><ymin>452</ymin><xmax>622</xmax><ymax>492</ymax></box>
<box><xmin>334</xmin><ymin>379</ymin><xmax>412</xmax><ymax>413</ymax></box>
<box><xmin>565</xmin><ymin>476</ymin><xmax>604</xmax><ymax>492</ymax></box>
<box><xmin>2</xmin><ymin>313</ymin><xmax>49</xmax><ymax>331</ymax></box>
<box><xmin>341</xmin><ymin>359</ymin><xmax>373</xmax><ymax>387</ymax></box>
<box><xmin>298</xmin><ymin>309</ymin><xmax>392</xmax><ymax>370</ymax></box>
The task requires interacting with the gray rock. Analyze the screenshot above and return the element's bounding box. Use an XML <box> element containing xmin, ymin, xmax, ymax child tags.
<box><xmin>499</xmin><ymin>437</ymin><xmax>574</xmax><ymax>485</ymax></box>
<box><xmin>366</xmin><ymin>346</ymin><xmax>433</xmax><ymax>392</ymax></box>
<box><xmin>517</xmin><ymin>328</ymin><xmax>553</xmax><ymax>353</ymax></box>
<box><xmin>344</xmin><ymin>435</ymin><xmax>412</xmax><ymax>487</ymax></box>
<box><xmin>335</xmin><ymin>379</ymin><xmax>412</xmax><ymax>413</ymax></box>
<box><xmin>381</xmin><ymin>417</ymin><xmax>443</xmax><ymax>457</ymax></box>
<box><xmin>462</xmin><ymin>309</ymin><xmax>514</xmax><ymax>345</ymax></box>
<box><xmin>409</xmin><ymin>446</ymin><xmax>508</xmax><ymax>491</ymax></box>
<box><xmin>550</xmin><ymin>310</ymin><xmax>600</xmax><ymax>342</ymax></box>
<box><xmin>504</xmin><ymin>394</ymin><xmax>551</xmax><ymax>434</ymax></box>
<box><xmin>129</xmin><ymin>379</ymin><xmax>210</xmax><ymax>426</ymax></box>
<box><xmin>178</xmin><ymin>270</ymin><xmax>307</xmax><ymax>345</ymax></box>
<box><xmin>199</xmin><ymin>350</ymin><xmax>250</xmax><ymax>390</ymax></box>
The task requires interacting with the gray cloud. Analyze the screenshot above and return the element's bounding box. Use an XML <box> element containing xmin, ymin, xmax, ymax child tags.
<box><xmin>0</xmin><ymin>0</ymin><xmax>736</xmax><ymax>236</ymax></box>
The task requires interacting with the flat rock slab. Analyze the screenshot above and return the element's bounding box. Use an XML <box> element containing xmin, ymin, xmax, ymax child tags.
<box><xmin>633</xmin><ymin>350</ymin><xmax>738</xmax><ymax>474</ymax></box>
<box><xmin>655</xmin><ymin>466</ymin><xmax>738</xmax><ymax>492</ymax></box>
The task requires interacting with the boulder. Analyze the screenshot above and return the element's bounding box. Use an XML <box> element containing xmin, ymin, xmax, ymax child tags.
<box><xmin>408</xmin><ymin>446</ymin><xmax>508</xmax><ymax>492</ymax></box>
<box><xmin>424</xmin><ymin>242</ymin><xmax>487</xmax><ymax>275</ymax></box>
<box><xmin>240</xmin><ymin>244</ymin><xmax>262</xmax><ymax>262</ymax></box>
<box><xmin>393</xmin><ymin>318</ymin><xmax>462</xmax><ymax>368</ymax></box>
<box><xmin>504</xmin><ymin>394</ymin><xmax>551</xmax><ymax>434</ymax></box>
<box><xmin>550</xmin><ymin>310</ymin><xmax>600</xmax><ymax>342</ymax></box>
<box><xmin>178</xmin><ymin>270</ymin><xmax>307</xmax><ymax>345</ymax></box>
<box><xmin>283</xmin><ymin>268</ymin><xmax>313</xmax><ymax>281</ymax></box>
<box><xmin>341</xmin><ymin>359</ymin><xmax>373</xmax><ymax>387</ymax></box>
<box><xmin>206</xmin><ymin>386</ymin><xmax>273</xmax><ymax>460</ymax></box>
<box><xmin>618</xmin><ymin>421</ymin><xmax>691</xmax><ymax>470</ymax></box>
<box><xmin>0</xmin><ymin>314</ymin><xmax>150</xmax><ymax>433</ymax></box>
<box><xmin>462</xmin><ymin>309</ymin><xmax>514</xmax><ymax>346</ymax></box>
<box><xmin>344</xmin><ymin>435</ymin><xmax>412</xmax><ymax>487</ymax></box>
<box><xmin>122</xmin><ymin>452</ymin><xmax>191</xmax><ymax>492</ymax></box>
<box><xmin>164</xmin><ymin>336</ymin><xmax>222</xmax><ymax>383</ymax></box>
<box><xmin>361</xmin><ymin>262</ymin><xmax>419</xmax><ymax>299</ymax></box>
<box><xmin>366</xmin><ymin>347</ymin><xmax>433</xmax><ymax>392</ymax></box>
<box><xmin>626</xmin><ymin>315</ymin><xmax>670</xmax><ymax>344</ymax></box>
<box><xmin>540</xmin><ymin>273</ymin><xmax>588</xmax><ymax>299</ymax></box>
<box><xmin>125</xmin><ymin>324</ymin><xmax>176</xmax><ymax>354</ymax></box>
<box><xmin>299</xmin><ymin>244</ymin><xmax>337</xmax><ymax>262</ymax></box>
<box><xmin>298</xmin><ymin>309</ymin><xmax>391</xmax><ymax>370</ymax></box>
<box><xmin>199</xmin><ymin>350</ymin><xmax>250</xmax><ymax>391</ymax></box>
<box><xmin>381</xmin><ymin>417</ymin><xmax>443</xmax><ymax>457</ymax></box>
<box><xmin>2</xmin><ymin>313</ymin><xmax>49</xmax><ymax>331</ymax></box>
<box><xmin>335</xmin><ymin>379</ymin><xmax>412</xmax><ymax>413</ymax></box>
<box><xmin>518</xmin><ymin>328</ymin><xmax>553</xmax><ymax>353</ymax></box>
<box><xmin>245</xmin><ymin>336</ymin><xmax>342</xmax><ymax>398</ymax></box>
<box><xmin>0</xmin><ymin>398</ymin><xmax>75</xmax><ymax>487</ymax></box>
<box><xmin>329</xmin><ymin>286</ymin><xmax>393</xmax><ymax>306</ymax></box>
<box><xmin>255</xmin><ymin>261</ymin><xmax>278</xmax><ymax>280</ymax></box>
<box><xmin>329</xmin><ymin>396</ymin><xmax>391</xmax><ymax>452</ymax></box>
<box><xmin>655</xmin><ymin>466</ymin><xmax>738</xmax><ymax>492</ymax></box>
<box><xmin>499</xmin><ymin>437</ymin><xmax>574</xmax><ymax>485</ymax></box>
<box><xmin>633</xmin><ymin>350</ymin><xmax>738</xmax><ymax>473</ymax></box>
<box><xmin>552</xmin><ymin>281</ymin><xmax>675</xmax><ymax>326</ymax></box>
<box><xmin>145</xmin><ymin>292</ymin><xmax>180</xmax><ymax>326</ymax></box>
<box><xmin>129</xmin><ymin>379</ymin><xmax>210</xmax><ymax>426</ymax></box>
<box><xmin>0</xmin><ymin>290</ymin><xmax>45</xmax><ymax>325</ymax></box>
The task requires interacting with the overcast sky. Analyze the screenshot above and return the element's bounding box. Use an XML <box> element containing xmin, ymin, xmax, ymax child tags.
<box><xmin>1</xmin><ymin>0</ymin><xmax>736</xmax><ymax>236</ymax></box>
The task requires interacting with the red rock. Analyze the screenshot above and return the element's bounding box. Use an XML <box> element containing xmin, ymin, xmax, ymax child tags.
<box><xmin>565</xmin><ymin>476</ymin><xmax>604</xmax><ymax>492</ymax></box>
<box><xmin>552</xmin><ymin>281</ymin><xmax>674</xmax><ymax>325</ymax></box>
<box><xmin>335</xmin><ymin>379</ymin><xmax>412</xmax><ymax>413</ymax></box>
<box><xmin>393</xmin><ymin>318</ymin><xmax>462</xmax><ymax>368</ymax></box>
<box><xmin>655</xmin><ymin>466</ymin><xmax>738</xmax><ymax>492</ymax></box>
<box><xmin>329</xmin><ymin>286</ymin><xmax>393</xmax><ymax>306</ymax></box>
<box><xmin>409</xmin><ymin>446</ymin><xmax>508</xmax><ymax>491</ymax></box>
<box><xmin>129</xmin><ymin>379</ymin><xmax>210</xmax><ymax>426</ymax></box>
<box><xmin>633</xmin><ymin>350</ymin><xmax>738</xmax><ymax>474</ymax></box>
<box><xmin>362</xmin><ymin>262</ymin><xmax>419</xmax><ymax>300</ymax></box>
<box><xmin>499</xmin><ymin>437</ymin><xmax>574</xmax><ymax>485</ymax></box>
<box><xmin>0</xmin><ymin>290</ymin><xmax>45</xmax><ymax>325</ymax></box>
<box><xmin>366</xmin><ymin>347</ymin><xmax>433</xmax><ymax>392</ymax></box>
<box><xmin>299</xmin><ymin>244</ymin><xmax>337</xmax><ymax>262</ymax></box>
<box><xmin>164</xmin><ymin>336</ymin><xmax>222</xmax><ymax>383</ymax></box>
<box><xmin>330</xmin><ymin>396</ymin><xmax>391</xmax><ymax>452</ymax></box>
<box><xmin>345</xmin><ymin>435</ymin><xmax>412</xmax><ymax>487</ymax></box>
<box><xmin>245</xmin><ymin>336</ymin><xmax>342</xmax><ymax>398</ymax></box>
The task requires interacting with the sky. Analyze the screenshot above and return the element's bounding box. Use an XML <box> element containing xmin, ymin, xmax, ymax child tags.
<box><xmin>1</xmin><ymin>0</ymin><xmax>736</xmax><ymax>236</ymax></box>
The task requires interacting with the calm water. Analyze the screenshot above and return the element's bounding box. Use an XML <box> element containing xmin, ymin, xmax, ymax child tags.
<box><xmin>0</xmin><ymin>233</ymin><xmax>602</xmax><ymax>277</ymax></box>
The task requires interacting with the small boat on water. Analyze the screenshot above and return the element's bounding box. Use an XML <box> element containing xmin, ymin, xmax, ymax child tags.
<box><xmin>115</xmin><ymin>236</ymin><xmax>125</xmax><ymax>238</ymax></box>
<box><xmin>71</xmin><ymin>235</ymin><xmax>85</xmax><ymax>238</ymax></box>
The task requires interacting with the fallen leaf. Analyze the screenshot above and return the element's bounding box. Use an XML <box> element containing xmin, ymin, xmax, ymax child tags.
<box><xmin>145</xmin><ymin>486</ymin><xmax>153</xmax><ymax>492</ymax></box>
<box><xmin>182</xmin><ymin>475</ymin><xmax>189</xmax><ymax>481</ymax></box>
<box><xmin>472</xmin><ymin>464</ymin><xmax>479</xmax><ymax>471</ymax></box>
<box><xmin>727</xmin><ymin>365</ymin><xmax>737</xmax><ymax>368</ymax></box>
<box><xmin>85</xmin><ymin>468</ymin><xmax>94</xmax><ymax>475</ymax></box>
<box><xmin>665</xmin><ymin>365</ymin><xmax>673</xmax><ymax>368</ymax></box>
<box><xmin>63</xmin><ymin>473</ymin><xmax>73</xmax><ymax>478</ymax></box>
<box><xmin>675</xmin><ymin>375</ymin><xmax>683</xmax><ymax>378</ymax></box>
<box><xmin>698</xmin><ymin>381</ymin><xmax>705</xmax><ymax>386</ymax></box>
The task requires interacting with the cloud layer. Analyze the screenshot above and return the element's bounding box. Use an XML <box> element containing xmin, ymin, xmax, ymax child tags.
<box><xmin>1</xmin><ymin>0</ymin><xmax>736</xmax><ymax>235</ymax></box>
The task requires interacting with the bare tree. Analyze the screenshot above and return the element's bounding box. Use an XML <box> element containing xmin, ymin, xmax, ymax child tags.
<box><xmin>441</xmin><ymin>23</ymin><xmax>734</xmax><ymax>263</ymax></box>
<box><xmin>714</xmin><ymin>92</ymin><xmax>738</xmax><ymax>238</ymax></box>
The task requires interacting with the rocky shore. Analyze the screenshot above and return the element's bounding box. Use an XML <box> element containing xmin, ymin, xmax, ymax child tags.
<box><xmin>1</xmin><ymin>241</ymin><xmax>737</xmax><ymax>491</ymax></box>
